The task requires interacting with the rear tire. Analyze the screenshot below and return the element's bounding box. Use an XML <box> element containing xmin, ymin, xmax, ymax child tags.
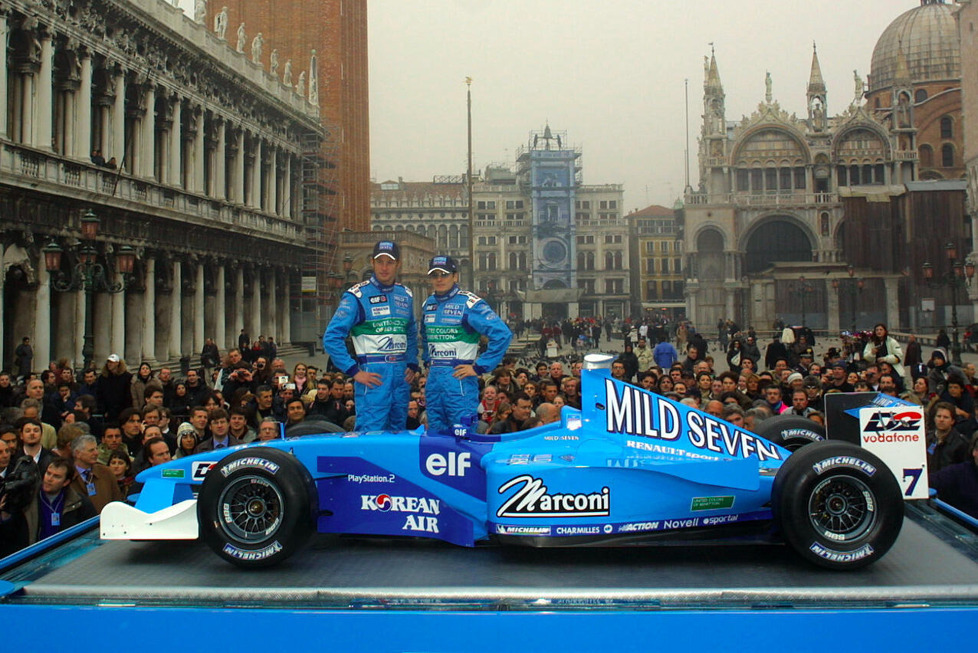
<box><xmin>772</xmin><ymin>441</ymin><xmax>903</xmax><ymax>570</ymax></box>
<box><xmin>753</xmin><ymin>414</ymin><xmax>825</xmax><ymax>451</ymax></box>
<box><xmin>197</xmin><ymin>447</ymin><xmax>317</xmax><ymax>568</ymax></box>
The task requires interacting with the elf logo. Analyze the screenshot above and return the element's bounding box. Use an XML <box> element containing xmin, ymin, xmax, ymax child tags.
<box><xmin>863</xmin><ymin>411</ymin><xmax>921</xmax><ymax>432</ymax></box>
<box><xmin>425</xmin><ymin>452</ymin><xmax>471</xmax><ymax>477</ymax></box>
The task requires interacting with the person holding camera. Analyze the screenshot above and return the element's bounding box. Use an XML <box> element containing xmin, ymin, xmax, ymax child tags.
<box><xmin>1</xmin><ymin>455</ymin><xmax>95</xmax><ymax>552</ymax></box>
<box><xmin>0</xmin><ymin>437</ymin><xmax>38</xmax><ymax>556</ymax></box>
<box><xmin>863</xmin><ymin>323</ymin><xmax>906</xmax><ymax>383</ymax></box>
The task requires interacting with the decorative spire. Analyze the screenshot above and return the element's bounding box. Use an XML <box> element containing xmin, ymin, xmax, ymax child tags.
<box><xmin>808</xmin><ymin>42</ymin><xmax>826</xmax><ymax>95</ymax></box>
<box><xmin>894</xmin><ymin>40</ymin><xmax>911</xmax><ymax>87</ymax></box>
<box><xmin>705</xmin><ymin>47</ymin><xmax>723</xmax><ymax>93</ymax></box>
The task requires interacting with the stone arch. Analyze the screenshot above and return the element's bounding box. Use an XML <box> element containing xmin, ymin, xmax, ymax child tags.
<box><xmin>742</xmin><ymin>215</ymin><xmax>815</xmax><ymax>274</ymax></box>
<box><xmin>831</xmin><ymin>124</ymin><xmax>892</xmax><ymax>162</ymax></box>
<box><xmin>695</xmin><ymin>227</ymin><xmax>725</xmax><ymax>282</ymax></box>
<box><xmin>732</xmin><ymin>126</ymin><xmax>812</xmax><ymax>166</ymax></box>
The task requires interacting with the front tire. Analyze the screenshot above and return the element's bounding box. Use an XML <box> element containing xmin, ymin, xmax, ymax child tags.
<box><xmin>197</xmin><ymin>447</ymin><xmax>317</xmax><ymax>568</ymax></box>
<box><xmin>772</xmin><ymin>441</ymin><xmax>903</xmax><ymax>570</ymax></box>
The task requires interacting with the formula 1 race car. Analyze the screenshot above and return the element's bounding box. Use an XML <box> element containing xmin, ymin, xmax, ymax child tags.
<box><xmin>101</xmin><ymin>354</ymin><xmax>905</xmax><ymax>570</ymax></box>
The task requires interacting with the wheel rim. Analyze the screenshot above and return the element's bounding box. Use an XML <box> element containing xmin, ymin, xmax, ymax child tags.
<box><xmin>808</xmin><ymin>474</ymin><xmax>876</xmax><ymax>542</ymax></box>
<box><xmin>218</xmin><ymin>475</ymin><xmax>285</xmax><ymax>544</ymax></box>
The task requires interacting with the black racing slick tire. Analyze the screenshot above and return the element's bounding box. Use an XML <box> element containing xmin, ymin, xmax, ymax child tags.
<box><xmin>753</xmin><ymin>415</ymin><xmax>826</xmax><ymax>452</ymax></box>
<box><xmin>285</xmin><ymin>419</ymin><xmax>346</xmax><ymax>437</ymax></box>
<box><xmin>197</xmin><ymin>447</ymin><xmax>317</xmax><ymax>568</ymax></box>
<box><xmin>772</xmin><ymin>441</ymin><xmax>904</xmax><ymax>570</ymax></box>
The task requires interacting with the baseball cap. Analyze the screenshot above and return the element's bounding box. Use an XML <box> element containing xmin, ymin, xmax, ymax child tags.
<box><xmin>428</xmin><ymin>255</ymin><xmax>458</xmax><ymax>275</ymax></box>
<box><xmin>372</xmin><ymin>240</ymin><xmax>400</xmax><ymax>261</ymax></box>
<box><xmin>107</xmin><ymin>354</ymin><xmax>120</xmax><ymax>363</ymax></box>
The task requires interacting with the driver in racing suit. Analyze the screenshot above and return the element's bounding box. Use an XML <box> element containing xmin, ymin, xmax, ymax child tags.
<box><xmin>323</xmin><ymin>240</ymin><xmax>418</xmax><ymax>431</ymax></box>
<box><xmin>420</xmin><ymin>255</ymin><xmax>512</xmax><ymax>435</ymax></box>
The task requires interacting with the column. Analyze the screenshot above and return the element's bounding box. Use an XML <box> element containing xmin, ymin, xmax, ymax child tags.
<box><xmin>268</xmin><ymin>149</ymin><xmax>278</xmax><ymax>215</ymax></box>
<box><xmin>214</xmin><ymin>119</ymin><xmax>226</xmax><ymax>199</ymax></box>
<box><xmin>194</xmin><ymin>262</ymin><xmax>204</xmax><ymax>355</ymax></box>
<box><xmin>282</xmin><ymin>155</ymin><xmax>292</xmax><ymax>218</ymax></box>
<box><xmin>142</xmin><ymin>258</ymin><xmax>156</xmax><ymax>363</ymax></box>
<box><xmin>168</xmin><ymin>97</ymin><xmax>181</xmax><ymax>186</ymax></box>
<box><xmin>0</xmin><ymin>12</ymin><xmax>8</xmax><ymax>137</ymax></box>
<box><xmin>250</xmin><ymin>268</ymin><xmax>262</xmax><ymax>339</ymax></box>
<box><xmin>110</xmin><ymin>272</ymin><xmax>125</xmax><ymax>357</ymax></box>
<box><xmin>280</xmin><ymin>271</ymin><xmax>291</xmax><ymax>345</ymax></box>
<box><xmin>74</xmin><ymin>290</ymin><xmax>85</xmax><ymax>367</ymax></box>
<box><xmin>34</xmin><ymin>266</ymin><xmax>51</xmax><ymax>370</ymax></box>
<box><xmin>193</xmin><ymin>107</ymin><xmax>205</xmax><ymax>193</ymax></box>
<box><xmin>75</xmin><ymin>53</ymin><xmax>92</xmax><ymax>160</ymax></box>
<box><xmin>884</xmin><ymin>276</ymin><xmax>900</xmax><ymax>330</ymax></box>
<box><xmin>234</xmin><ymin>131</ymin><xmax>245</xmax><ymax>203</ymax></box>
<box><xmin>827</xmin><ymin>281</ymin><xmax>841</xmax><ymax>335</ymax></box>
<box><xmin>215</xmin><ymin>265</ymin><xmax>226</xmax><ymax>350</ymax></box>
<box><xmin>111</xmin><ymin>72</ymin><xmax>125</xmax><ymax>167</ymax></box>
<box><xmin>233</xmin><ymin>266</ymin><xmax>244</xmax><ymax>341</ymax></box>
<box><xmin>251</xmin><ymin>140</ymin><xmax>262</xmax><ymax>208</ymax></box>
<box><xmin>141</xmin><ymin>85</ymin><xmax>155</xmax><ymax>179</ymax></box>
<box><xmin>36</xmin><ymin>32</ymin><xmax>54</xmax><ymax>149</ymax></box>
<box><xmin>169</xmin><ymin>261</ymin><xmax>182</xmax><ymax>358</ymax></box>
<box><xmin>266</xmin><ymin>270</ymin><xmax>277</xmax><ymax>341</ymax></box>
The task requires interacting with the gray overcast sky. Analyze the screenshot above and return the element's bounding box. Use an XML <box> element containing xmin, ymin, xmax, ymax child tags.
<box><xmin>179</xmin><ymin>0</ymin><xmax>922</xmax><ymax>212</ymax></box>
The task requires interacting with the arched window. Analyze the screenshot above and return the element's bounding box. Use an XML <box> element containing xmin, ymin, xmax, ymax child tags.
<box><xmin>920</xmin><ymin>145</ymin><xmax>934</xmax><ymax>168</ymax></box>
<box><xmin>942</xmin><ymin>144</ymin><xmax>955</xmax><ymax>168</ymax></box>
<box><xmin>915</xmin><ymin>89</ymin><xmax>928</xmax><ymax>103</ymax></box>
<box><xmin>605</xmin><ymin>252</ymin><xmax>614</xmax><ymax>270</ymax></box>
<box><xmin>941</xmin><ymin>116</ymin><xmax>953</xmax><ymax>139</ymax></box>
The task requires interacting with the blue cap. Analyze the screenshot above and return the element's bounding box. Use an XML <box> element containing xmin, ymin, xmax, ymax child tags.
<box><xmin>372</xmin><ymin>240</ymin><xmax>400</xmax><ymax>261</ymax></box>
<box><xmin>428</xmin><ymin>255</ymin><xmax>458</xmax><ymax>275</ymax></box>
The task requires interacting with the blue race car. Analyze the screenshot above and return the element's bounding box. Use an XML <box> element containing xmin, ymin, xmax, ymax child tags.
<box><xmin>101</xmin><ymin>354</ymin><xmax>904</xmax><ymax>570</ymax></box>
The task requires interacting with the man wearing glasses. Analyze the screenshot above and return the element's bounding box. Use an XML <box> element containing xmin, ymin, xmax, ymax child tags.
<box><xmin>420</xmin><ymin>255</ymin><xmax>512</xmax><ymax>436</ymax></box>
<box><xmin>323</xmin><ymin>240</ymin><xmax>419</xmax><ymax>431</ymax></box>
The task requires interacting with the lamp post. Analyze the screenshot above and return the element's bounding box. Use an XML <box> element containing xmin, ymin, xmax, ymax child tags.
<box><xmin>831</xmin><ymin>265</ymin><xmax>864</xmax><ymax>334</ymax></box>
<box><xmin>789</xmin><ymin>276</ymin><xmax>817</xmax><ymax>327</ymax></box>
<box><xmin>42</xmin><ymin>210</ymin><xmax>135</xmax><ymax>370</ymax></box>
<box><xmin>922</xmin><ymin>242</ymin><xmax>975</xmax><ymax>364</ymax></box>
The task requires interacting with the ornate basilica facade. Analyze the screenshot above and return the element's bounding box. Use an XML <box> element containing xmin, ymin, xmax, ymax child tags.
<box><xmin>684</xmin><ymin>47</ymin><xmax>916</xmax><ymax>330</ymax></box>
<box><xmin>0</xmin><ymin>0</ymin><xmax>329</xmax><ymax>369</ymax></box>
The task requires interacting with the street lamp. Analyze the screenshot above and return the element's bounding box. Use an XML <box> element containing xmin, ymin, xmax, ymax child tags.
<box><xmin>789</xmin><ymin>276</ymin><xmax>817</xmax><ymax>327</ymax></box>
<box><xmin>42</xmin><ymin>209</ymin><xmax>135</xmax><ymax>370</ymax></box>
<box><xmin>831</xmin><ymin>265</ymin><xmax>864</xmax><ymax>333</ymax></box>
<box><xmin>922</xmin><ymin>242</ymin><xmax>975</xmax><ymax>364</ymax></box>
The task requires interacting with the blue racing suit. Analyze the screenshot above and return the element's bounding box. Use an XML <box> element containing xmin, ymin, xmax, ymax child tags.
<box><xmin>420</xmin><ymin>285</ymin><xmax>513</xmax><ymax>435</ymax></box>
<box><xmin>323</xmin><ymin>276</ymin><xmax>418</xmax><ymax>431</ymax></box>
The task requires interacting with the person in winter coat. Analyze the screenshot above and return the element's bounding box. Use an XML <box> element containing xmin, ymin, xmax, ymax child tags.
<box><xmin>928</xmin><ymin>348</ymin><xmax>962</xmax><ymax>395</ymax></box>
<box><xmin>98</xmin><ymin>355</ymin><xmax>132</xmax><ymax>422</ymax></box>
<box><xmin>862</xmin><ymin>323</ymin><xmax>906</xmax><ymax>382</ymax></box>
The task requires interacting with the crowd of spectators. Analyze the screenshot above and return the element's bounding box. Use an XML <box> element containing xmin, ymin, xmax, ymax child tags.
<box><xmin>2</xmin><ymin>316</ymin><xmax>977</xmax><ymax>556</ymax></box>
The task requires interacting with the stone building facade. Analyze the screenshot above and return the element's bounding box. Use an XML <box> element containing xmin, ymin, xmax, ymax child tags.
<box><xmin>369</xmin><ymin>129</ymin><xmax>628</xmax><ymax>321</ymax></box>
<box><xmin>0</xmin><ymin>0</ymin><xmax>328</xmax><ymax>369</ymax></box>
<box><xmin>208</xmin><ymin>0</ymin><xmax>370</xmax><ymax>233</ymax></box>
<box><xmin>627</xmin><ymin>203</ymin><xmax>684</xmax><ymax>321</ymax></box>
<box><xmin>685</xmin><ymin>46</ymin><xmax>915</xmax><ymax>331</ymax></box>
<box><xmin>685</xmin><ymin>1</ymin><xmax>971</xmax><ymax>333</ymax></box>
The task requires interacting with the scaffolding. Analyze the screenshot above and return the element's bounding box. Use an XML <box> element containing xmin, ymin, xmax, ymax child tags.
<box><xmin>292</xmin><ymin>125</ymin><xmax>340</xmax><ymax>343</ymax></box>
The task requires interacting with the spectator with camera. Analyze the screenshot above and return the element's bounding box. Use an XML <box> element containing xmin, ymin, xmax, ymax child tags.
<box><xmin>1</xmin><ymin>455</ymin><xmax>95</xmax><ymax>551</ymax></box>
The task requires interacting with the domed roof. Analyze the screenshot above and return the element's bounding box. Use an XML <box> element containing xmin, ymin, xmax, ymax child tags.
<box><xmin>869</xmin><ymin>1</ymin><xmax>960</xmax><ymax>92</ymax></box>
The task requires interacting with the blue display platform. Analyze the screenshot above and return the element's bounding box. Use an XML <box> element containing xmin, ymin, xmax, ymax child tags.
<box><xmin>2</xmin><ymin>502</ymin><xmax>977</xmax><ymax>653</ymax></box>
